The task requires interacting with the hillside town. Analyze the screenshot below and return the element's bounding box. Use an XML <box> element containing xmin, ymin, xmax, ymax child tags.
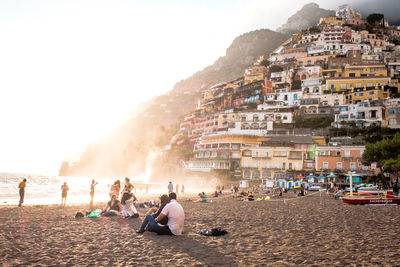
<box><xmin>172</xmin><ymin>4</ymin><xmax>400</xmax><ymax>185</ymax></box>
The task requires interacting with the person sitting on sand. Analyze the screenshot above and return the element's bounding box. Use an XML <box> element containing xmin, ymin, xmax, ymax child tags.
<box><xmin>100</xmin><ymin>195</ymin><xmax>123</xmax><ymax>216</ymax></box>
<box><xmin>136</xmin><ymin>194</ymin><xmax>170</xmax><ymax>234</ymax></box>
<box><xmin>61</xmin><ymin>182</ymin><xmax>69</xmax><ymax>207</ymax></box>
<box><xmin>121</xmin><ymin>192</ymin><xmax>139</xmax><ymax>218</ymax></box>
<box><xmin>213</xmin><ymin>191</ymin><xmax>218</xmax><ymax>197</ymax></box>
<box><xmin>151</xmin><ymin>192</ymin><xmax>184</xmax><ymax>236</ymax></box>
<box><xmin>199</xmin><ymin>192</ymin><xmax>208</xmax><ymax>202</ymax></box>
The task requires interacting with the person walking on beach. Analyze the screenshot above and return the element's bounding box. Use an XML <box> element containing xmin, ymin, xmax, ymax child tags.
<box><xmin>168</xmin><ymin>181</ymin><xmax>174</xmax><ymax>193</ymax></box>
<box><xmin>61</xmin><ymin>182</ymin><xmax>69</xmax><ymax>207</ymax></box>
<box><xmin>90</xmin><ymin>179</ymin><xmax>98</xmax><ymax>209</ymax></box>
<box><xmin>18</xmin><ymin>178</ymin><xmax>27</xmax><ymax>207</ymax></box>
<box><xmin>181</xmin><ymin>184</ymin><xmax>184</xmax><ymax>194</ymax></box>
<box><xmin>176</xmin><ymin>184</ymin><xmax>179</xmax><ymax>195</ymax></box>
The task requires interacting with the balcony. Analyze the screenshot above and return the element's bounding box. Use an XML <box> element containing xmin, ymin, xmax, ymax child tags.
<box><xmin>341</xmin><ymin>156</ymin><xmax>353</xmax><ymax>160</ymax></box>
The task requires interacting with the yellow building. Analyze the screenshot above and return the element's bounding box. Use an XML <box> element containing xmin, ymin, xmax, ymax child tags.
<box><xmin>296</xmin><ymin>54</ymin><xmax>333</xmax><ymax>67</ymax></box>
<box><xmin>343</xmin><ymin>64</ymin><xmax>387</xmax><ymax>78</ymax></box>
<box><xmin>240</xmin><ymin>135</ymin><xmax>316</xmax><ymax>180</ymax></box>
<box><xmin>319</xmin><ymin>16</ymin><xmax>345</xmax><ymax>27</ymax></box>
<box><xmin>344</xmin><ymin>87</ymin><xmax>390</xmax><ymax>104</ymax></box>
<box><xmin>244</xmin><ymin>65</ymin><xmax>268</xmax><ymax>84</ymax></box>
<box><xmin>217</xmin><ymin>113</ymin><xmax>237</xmax><ymax>129</ymax></box>
<box><xmin>325</xmin><ymin>76</ymin><xmax>390</xmax><ymax>93</ymax></box>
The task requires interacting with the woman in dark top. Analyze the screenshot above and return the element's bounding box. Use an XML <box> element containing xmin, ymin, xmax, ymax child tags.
<box><xmin>136</xmin><ymin>194</ymin><xmax>170</xmax><ymax>233</ymax></box>
<box><xmin>100</xmin><ymin>195</ymin><xmax>123</xmax><ymax>216</ymax></box>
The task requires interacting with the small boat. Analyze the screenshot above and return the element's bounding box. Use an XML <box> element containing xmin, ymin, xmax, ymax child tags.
<box><xmin>341</xmin><ymin>191</ymin><xmax>400</xmax><ymax>205</ymax></box>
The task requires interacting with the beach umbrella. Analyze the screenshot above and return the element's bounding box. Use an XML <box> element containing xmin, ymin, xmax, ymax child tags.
<box><xmin>296</xmin><ymin>175</ymin><xmax>305</xmax><ymax>179</ymax></box>
<box><xmin>327</xmin><ymin>174</ymin><xmax>336</xmax><ymax>178</ymax></box>
<box><xmin>317</xmin><ymin>175</ymin><xmax>325</xmax><ymax>179</ymax></box>
<box><xmin>306</xmin><ymin>174</ymin><xmax>316</xmax><ymax>178</ymax></box>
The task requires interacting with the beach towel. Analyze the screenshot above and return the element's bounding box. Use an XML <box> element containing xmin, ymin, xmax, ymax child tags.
<box><xmin>87</xmin><ymin>209</ymin><xmax>102</xmax><ymax>218</ymax></box>
<box><xmin>198</xmin><ymin>227</ymin><xmax>228</xmax><ymax>236</ymax></box>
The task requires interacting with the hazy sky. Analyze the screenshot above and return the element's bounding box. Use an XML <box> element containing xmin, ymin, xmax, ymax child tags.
<box><xmin>0</xmin><ymin>0</ymin><xmax>398</xmax><ymax>175</ymax></box>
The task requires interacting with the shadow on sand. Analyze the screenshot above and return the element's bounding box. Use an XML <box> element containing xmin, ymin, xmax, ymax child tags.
<box><xmin>127</xmin><ymin>218</ymin><xmax>236</xmax><ymax>266</ymax></box>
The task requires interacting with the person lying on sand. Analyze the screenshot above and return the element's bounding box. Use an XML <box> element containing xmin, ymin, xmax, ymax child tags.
<box><xmin>121</xmin><ymin>192</ymin><xmax>139</xmax><ymax>218</ymax></box>
<box><xmin>136</xmin><ymin>194</ymin><xmax>170</xmax><ymax>234</ymax></box>
<box><xmin>100</xmin><ymin>195</ymin><xmax>122</xmax><ymax>216</ymax></box>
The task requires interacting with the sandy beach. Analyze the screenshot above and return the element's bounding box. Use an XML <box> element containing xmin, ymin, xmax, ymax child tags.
<box><xmin>1</xmin><ymin>192</ymin><xmax>400</xmax><ymax>266</ymax></box>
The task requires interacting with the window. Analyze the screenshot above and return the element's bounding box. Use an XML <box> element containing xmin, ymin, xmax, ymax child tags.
<box><xmin>350</xmin><ymin>162</ymin><xmax>356</xmax><ymax>170</ymax></box>
<box><xmin>367</xmin><ymin>83</ymin><xmax>372</xmax><ymax>87</ymax></box>
<box><xmin>294</xmin><ymin>94</ymin><xmax>298</xmax><ymax>100</ymax></box>
<box><xmin>341</xmin><ymin>84</ymin><xmax>346</xmax><ymax>89</ymax></box>
<box><xmin>282</xmin><ymin>162</ymin><xmax>286</xmax><ymax>169</ymax></box>
<box><xmin>275</xmin><ymin>162</ymin><xmax>279</xmax><ymax>168</ymax></box>
<box><xmin>345</xmin><ymin>150</ymin><xmax>350</xmax><ymax>157</ymax></box>
<box><xmin>389</xmin><ymin>108</ymin><xmax>397</xmax><ymax>114</ymax></box>
<box><xmin>281</xmin><ymin>151</ymin><xmax>286</xmax><ymax>156</ymax></box>
<box><xmin>255</xmin><ymin>151</ymin><xmax>259</xmax><ymax>157</ymax></box>
<box><xmin>320</xmin><ymin>151</ymin><xmax>325</xmax><ymax>156</ymax></box>
<box><xmin>253</xmin><ymin>162</ymin><xmax>257</xmax><ymax>168</ymax></box>
<box><xmin>359</xmin><ymin>93</ymin><xmax>364</xmax><ymax>96</ymax></box>
<box><xmin>370</xmin><ymin>91</ymin><xmax>374</xmax><ymax>95</ymax></box>
<box><xmin>354</xmin><ymin>93</ymin><xmax>357</xmax><ymax>96</ymax></box>
<box><xmin>356</xmin><ymin>83</ymin><xmax>361</xmax><ymax>88</ymax></box>
<box><xmin>265</xmin><ymin>151</ymin><xmax>270</xmax><ymax>157</ymax></box>
<box><xmin>349</xmin><ymin>73</ymin><xmax>355</xmax><ymax>77</ymax></box>
<box><xmin>337</xmin><ymin>162</ymin><xmax>343</xmax><ymax>169</ymax></box>
<box><xmin>265</xmin><ymin>162</ymin><xmax>269</xmax><ymax>168</ymax></box>
<box><xmin>389</xmin><ymin>118</ymin><xmax>397</xmax><ymax>125</ymax></box>
<box><xmin>331</xmin><ymin>84</ymin><xmax>335</xmax><ymax>90</ymax></box>
<box><xmin>323</xmin><ymin>162</ymin><xmax>329</xmax><ymax>169</ymax></box>
<box><xmin>307</xmin><ymin>60</ymin><xmax>311</xmax><ymax>65</ymax></box>
<box><xmin>244</xmin><ymin>161</ymin><xmax>248</xmax><ymax>167</ymax></box>
<box><xmin>288</xmin><ymin>163</ymin><xmax>292</xmax><ymax>169</ymax></box>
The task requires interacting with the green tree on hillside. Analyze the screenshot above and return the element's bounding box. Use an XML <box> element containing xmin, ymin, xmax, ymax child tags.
<box><xmin>366</xmin><ymin>13</ymin><xmax>384</xmax><ymax>25</ymax></box>
<box><xmin>362</xmin><ymin>133</ymin><xmax>400</xmax><ymax>186</ymax></box>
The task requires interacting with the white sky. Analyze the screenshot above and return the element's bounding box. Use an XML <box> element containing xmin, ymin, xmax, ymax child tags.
<box><xmin>0</xmin><ymin>0</ymin><xmax>355</xmax><ymax>175</ymax></box>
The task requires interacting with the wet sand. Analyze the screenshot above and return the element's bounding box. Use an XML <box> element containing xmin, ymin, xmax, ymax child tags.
<box><xmin>1</xmin><ymin>193</ymin><xmax>399</xmax><ymax>266</ymax></box>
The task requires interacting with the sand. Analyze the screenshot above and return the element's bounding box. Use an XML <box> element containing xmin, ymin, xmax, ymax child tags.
<box><xmin>1</xmin><ymin>192</ymin><xmax>400</xmax><ymax>266</ymax></box>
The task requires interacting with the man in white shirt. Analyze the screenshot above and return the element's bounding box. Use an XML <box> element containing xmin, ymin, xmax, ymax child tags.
<box><xmin>155</xmin><ymin>192</ymin><xmax>185</xmax><ymax>235</ymax></box>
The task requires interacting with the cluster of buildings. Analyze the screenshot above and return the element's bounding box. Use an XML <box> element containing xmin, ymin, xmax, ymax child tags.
<box><xmin>172</xmin><ymin>5</ymin><xmax>400</xmax><ymax>182</ymax></box>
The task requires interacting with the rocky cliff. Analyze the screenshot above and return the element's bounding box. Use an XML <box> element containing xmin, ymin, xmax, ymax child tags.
<box><xmin>277</xmin><ymin>3</ymin><xmax>335</xmax><ymax>34</ymax></box>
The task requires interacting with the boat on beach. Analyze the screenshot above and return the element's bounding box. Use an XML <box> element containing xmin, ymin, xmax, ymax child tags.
<box><xmin>341</xmin><ymin>191</ymin><xmax>400</xmax><ymax>205</ymax></box>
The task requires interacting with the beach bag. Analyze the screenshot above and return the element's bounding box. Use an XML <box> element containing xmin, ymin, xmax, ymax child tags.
<box><xmin>87</xmin><ymin>209</ymin><xmax>102</xmax><ymax>218</ymax></box>
<box><xmin>75</xmin><ymin>212</ymin><xmax>85</xmax><ymax>218</ymax></box>
<box><xmin>199</xmin><ymin>227</ymin><xmax>228</xmax><ymax>236</ymax></box>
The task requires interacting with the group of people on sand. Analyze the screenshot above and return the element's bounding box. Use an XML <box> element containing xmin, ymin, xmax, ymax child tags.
<box><xmin>96</xmin><ymin>179</ymin><xmax>185</xmax><ymax>236</ymax></box>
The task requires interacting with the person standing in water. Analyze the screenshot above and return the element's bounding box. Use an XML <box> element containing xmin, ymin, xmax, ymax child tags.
<box><xmin>18</xmin><ymin>178</ymin><xmax>27</xmax><ymax>207</ymax></box>
<box><xmin>168</xmin><ymin>181</ymin><xmax>174</xmax><ymax>193</ymax></box>
<box><xmin>90</xmin><ymin>179</ymin><xmax>98</xmax><ymax>209</ymax></box>
<box><xmin>61</xmin><ymin>182</ymin><xmax>69</xmax><ymax>207</ymax></box>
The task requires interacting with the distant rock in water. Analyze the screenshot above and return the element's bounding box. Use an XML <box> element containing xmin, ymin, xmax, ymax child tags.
<box><xmin>277</xmin><ymin>2</ymin><xmax>335</xmax><ymax>34</ymax></box>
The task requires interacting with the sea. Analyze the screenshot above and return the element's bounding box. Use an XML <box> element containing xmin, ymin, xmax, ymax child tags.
<box><xmin>0</xmin><ymin>172</ymin><xmax>160</xmax><ymax>206</ymax></box>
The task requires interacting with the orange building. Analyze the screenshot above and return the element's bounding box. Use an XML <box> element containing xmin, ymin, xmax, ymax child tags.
<box><xmin>315</xmin><ymin>145</ymin><xmax>374</xmax><ymax>173</ymax></box>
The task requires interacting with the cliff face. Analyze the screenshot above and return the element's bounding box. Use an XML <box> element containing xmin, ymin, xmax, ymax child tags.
<box><xmin>277</xmin><ymin>3</ymin><xmax>335</xmax><ymax>34</ymax></box>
